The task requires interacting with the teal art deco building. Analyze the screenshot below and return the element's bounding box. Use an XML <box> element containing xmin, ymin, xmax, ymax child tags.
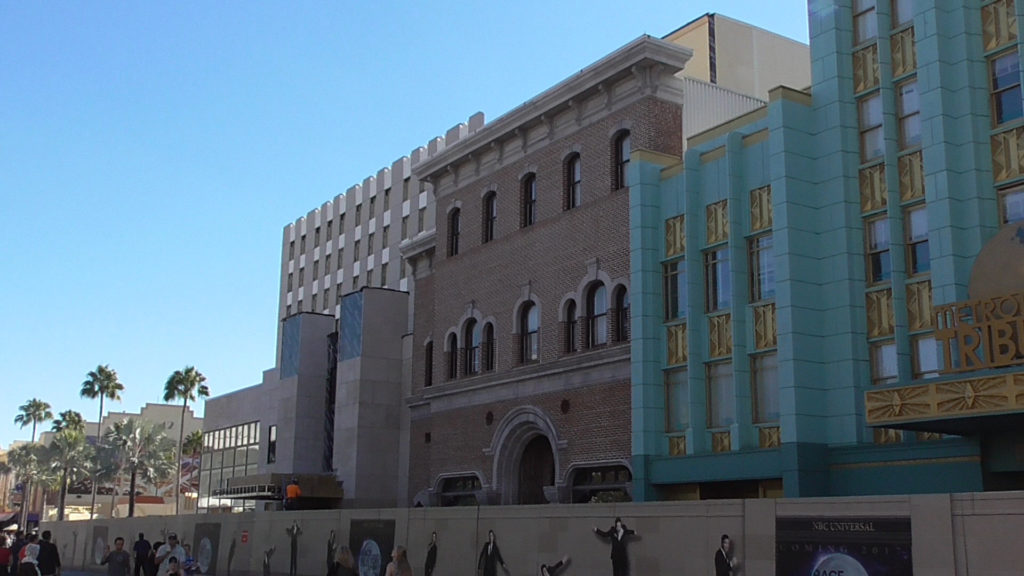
<box><xmin>630</xmin><ymin>0</ymin><xmax>1024</xmax><ymax>499</ymax></box>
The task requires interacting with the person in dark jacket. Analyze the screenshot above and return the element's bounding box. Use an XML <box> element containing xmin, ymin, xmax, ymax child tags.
<box><xmin>35</xmin><ymin>532</ymin><xmax>59</xmax><ymax>576</ymax></box>
<box><xmin>423</xmin><ymin>532</ymin><xmax>437</xmax><ymax>576</ymax></box>
<box><xmin>10</xmin><ymin>532</ymin><xmax>25</xmax><ymax>575</ymax></box>
<box><xmin>133</xmin><ymin>534</ymin><xmax>151</xmax><ymax>576</ymax></box>
<box><xmin>540</xmin><ymin>555</ymin><xmax>569</xmax><ymax>576</ymax></box>
<box><xmin>477</xmin><ymin>531</ymin><xmax>506</xmax><ymax>576</ymax></box>
<box><xmin>714</xmin><ymin>534</ymin><xmax>738</xmax><ymax>576</ymax></box>
<box><xmin>593</xmin><ymin>518</ymin><xmax>637</xmax><ymax>576</ymax></box>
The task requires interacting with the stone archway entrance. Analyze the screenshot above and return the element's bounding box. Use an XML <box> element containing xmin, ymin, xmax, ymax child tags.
<box><xmin>517</xmin><ymin>436</ymin><xmax>554</xmax><ymax>504</ymax></box>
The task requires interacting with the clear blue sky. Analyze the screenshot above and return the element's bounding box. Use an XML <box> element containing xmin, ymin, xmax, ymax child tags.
<box><xmin>0</xmin><ymin>1</ymin><xmax>808</xmax><ymax>447</ymax></box>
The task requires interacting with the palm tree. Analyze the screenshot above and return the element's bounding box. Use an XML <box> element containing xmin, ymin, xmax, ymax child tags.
<box><xmin>14</xmin><ymin>398</ymin><xmax>53</xmax><ymax>443</ymax></box>
<box><xmin>51</xmin><ymin>410</ymin><xmax>86</xmax><ymax>434</ymax></box>
<box><xmin>8</xmin><ymin>443</ymin><xmax>45</xmax><ymax>528</ymax></box>
<box><xmin>81</xmin><ymin>364</ymin><xmax>124</xmax><ymax>519</ymax></box>
<box><xmin>163</xmin><ymin>366</ymin><xmax>209</xmax><ymax>514</ymax></box>
<box><xmin>103</xmin><ymin>418</ymin><xmax>177</xmax><ymax>518</ymax></box>
<box><xmin>45</xmin><ymin>429</ymin><xmax>92</xmax><ymax>521</ymax></box>
<box><xmin>183</xmin><ymin>430</ymin><xmax>203</xmax><ymax>513</ymax></box>
<box><xmin>0</xmin><ymin>461</ymin><xmax>12</xmax><ymax>510</ymax></box>
<box><xmin>14</xmin><ymin>398</ymin><xmax>52</xmax><ymax>528</ymax></box>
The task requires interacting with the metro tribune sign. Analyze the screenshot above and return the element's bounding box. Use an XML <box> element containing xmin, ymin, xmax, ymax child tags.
<box><xmin>934</xmin><ymin>291</ymin><xmax>1024</xmax><ymax>373</ymax></box>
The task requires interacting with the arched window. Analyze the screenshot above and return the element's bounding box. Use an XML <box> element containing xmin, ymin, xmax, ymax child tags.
<box><xmin>448</xmin><ymin>209</ymin><xmax>461</xmax><ymax>257</ymax></box>
<box><xmin>483</xmin><ymin>322</ymin><xmax>496</xmax><ymax>371</ymax></box>
<box><xmin>424</xmin><ymin>342</ymin><xmax>434</xmax><ymax>387</ymax></box>
<box><xmin>520</xmin><ymin>301</ymin><xmax>540</xmax><ymax>363</ymax></box>
<box><xmin>614</xmin><ymin>286</ymin><xmax>630</xmax><ymax>342</ymax></box>
<box><xmin>614</xmin><ymin>131</ymin><xmax>631</xmax><ymax>190</ymax></box>
<box><xmin>447</xmin><ymin>333</ymin><xmax>459</xmax><ymax>380</ymax></box>
<box><xmin>521</xmin><ymin>174</ymin><xmax>537</xmax><ymax>228</ymax></box>
<box><xmin>587</xmin><ymin>283</ymin><xmax>608</xmax><ymax>348</ymax></box>
<box><xmin>563</xmin><ymin>300</ymin><xmax>578</xmax><ymax>354</ymax></box>
<box><xmin>482</xmin><ymin>192</ymin><xmax>497</xmax><ymax>243</ymax></box>
<box><xmin>565</xmin><ymin>154</ymin><xmax>582</xmax><ymax>210</ymax></box>
<box><xmin>464</xmin><ymin>319</ymin><xmax>481</xmax><ymax>375</ymax></box>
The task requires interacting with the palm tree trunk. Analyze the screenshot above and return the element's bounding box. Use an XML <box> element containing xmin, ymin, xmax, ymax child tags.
<box><xmin>90</xmin><ymin>396</ymin><xmax>104</xmax><ymax>519</ymax></box>
<box><xmin>176</xmin><ymin>399</ymin><xmax>187</xmax><ymax>515</ymax></box>
<box><xmin>25</xmin><ymin>422</ymin><xmax>37</xmax><ymax>528</ymax></box>
<box><xmin>128</xmin><ymin>466</ymin><xmax>137</xmax><ymax>518</ymax></box>
<box><xmin>58</xmin><ymin>467</ymin><xmax>68</xmax><ymax>521</ymax></box>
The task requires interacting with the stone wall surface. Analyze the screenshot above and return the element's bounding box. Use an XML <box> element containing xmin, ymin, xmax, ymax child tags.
<box><xmin>45</xmin><ymin>491</ymin><xmax>1024</xmax><ymax>576</ymax></box>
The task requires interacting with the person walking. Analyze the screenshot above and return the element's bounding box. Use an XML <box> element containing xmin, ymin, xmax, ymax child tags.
<box><xmin>477</xmin><ymin>531</ymin><xmax>507</xmax><ymax>576</ymax></box>
<box><xmin>35</xmin><ymin>532</ymin><xmax>59</xmax><ymax>576</ymax></box>
<box><xmin>154</xmin><ymin>534</ymin><xmax>185</xmax><ymax>576</ymax></box>
<box><xmin>0</xmin><ymin>536</ymin><xmax>13</xmax><ymax>576</ymax></box>
<box><xmin>132</xmin><ymin>534</ymin><xmax>151</xmax><ymax>576</ymax></box>
<box><xmin>714</xmin><ymin>534</ymin><xmax>738</xmax><ymax>576</ymax></box>
<box><xmin>17</xmin><ymin>544</ymin><xmax>39</xmax><ymax>576</ymax></box>
<box><xmin>101</xmin><ymin>537</ymin><xmax>132</xmax><ymax>576</ymax></box>
<box><xmin>594</xmin><ymin>518</ymin><xmax>637</xmax><ymax>576</ymax></box>
<box><xmin>10</xmin><ymin>532</ymin><xmax>25</xmax><ymax>575</ymax></box>
<box><xmin>327</xmin><ymin>547</ymin><xmax>356</xmax><ymax>576</ymax></box>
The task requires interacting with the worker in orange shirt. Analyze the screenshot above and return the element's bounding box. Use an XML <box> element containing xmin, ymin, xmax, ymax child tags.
<box><xmin>284</xmin><ymin>478</ymin><xmax>301</xmax><ymax>511</ymax></box>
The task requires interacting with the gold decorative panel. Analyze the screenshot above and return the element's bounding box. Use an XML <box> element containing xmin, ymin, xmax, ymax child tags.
<box><xmin>667</xmin><ymin>323</ymin><xmax>688</xmax><ymax>365</ymax></box>
<box><xmin>758</xmin><ymin>426</ymin><xmax>781</xmax><ymax>449</ymax></box>
<box><xmin>668</xmin><ymin>435</ymin><xmax>686</xmax><ymax>456</ymax></box>
<box><xmin>750</xmin><ymin>186</ymin><xmax>773</xmax><ymax>232</ymax></box>
<box><xmin>982</xmin><ymin>0</ymin><xmax>1018</xmax><ymax>52</ymax></box>
<box><xmin>866</xmin><ymin>373</ymin><xmax>1024</xmax><ymax>426</ymax></box>
<box><xmin>665</xmin><ymin>215</ymin><xmax>686</xmax><ymax>258</ymax></box>
<box><xmin>706</xmin><ymin>200</ymin><xmax>729</xmax><ymax>245</ymax></box>
<box><xmin>898</xmin><ymin>151</ymin><xmax>925</xmax><ymax>202</ymax></box>
<box><xmin>709</xmin><ymin>314</ymin><xmax>733</xmax><ymax>358</ymax></box>
<box><xmin>874</xmin><ymin>428</ymin><xmax>904</xmax><ymax>444</ymax></box>
<box><xmin>754</xmin><ymin>303</ymin><xmax>778</xmax><ymax>350</ymax></box>
<box><xmin>891</xmin><ymin>27</ymin><xmax>917</xmax><ymax>77</ymax></box>
<box><xmin>991</xmin><ymin>127</ymin><xmax>1024</xmax><ymax>183</ymax></box>
<box><xmin>866</xmin><ymin>289</ymin><xmax>895</xmax><ymax>338</ymax></box>
<box><xmin>860</xmin><ymin>164</ymin><xmax>887</xmax><ymax>213</ymax></box>
<box><xmin>853</xmin><ymin>44</ymin><xmax>880</xmax><ymax>93</ymax></box>
<box><xmin>906</xmin><ymin>281</ymin><xmax>933</xmax><ymax>332</ymax></box>
<box><xmin>712</xmin><ymin>431</ymin><xmax>732</xmax><ymax>453</ymax></box>
<box><xmin>917</xmin><ymin>432</ymin><xmax>943</xmax><ymax>442</ymax></box>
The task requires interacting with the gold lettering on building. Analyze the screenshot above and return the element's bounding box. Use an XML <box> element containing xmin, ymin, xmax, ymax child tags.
<box><xmin>934</xmin><ymin>291</ymin><xmax>1024</xmax><ymax>372</ymax></box>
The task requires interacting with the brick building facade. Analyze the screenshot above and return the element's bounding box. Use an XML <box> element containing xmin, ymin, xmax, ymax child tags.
<box><xmin>402</xmin><ymin>37</ymin><xmax>761</xmax><ymax>506</ymax></box>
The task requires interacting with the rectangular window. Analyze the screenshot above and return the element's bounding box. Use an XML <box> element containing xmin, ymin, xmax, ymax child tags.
<box><xmin>866</xmin><ymin>217</ymin><xmax>892</xmax><ymax>284</ymax></box>
<box><xmin>401</xmin><ymin>216</ymin><xmax>409</xmax><ymax>239</ymax></box>
<box><xmin>325</xmin><ymin>254</ymin><xmax>331</xmax><ymax>276</ymax></box>
<box><xmin>418</xmin><ymin>207</ymin><xmax>426</xmax><ymax>232</ymax></box>
<box><xmin>312</xmin><ymin>261</ymin><xmax>319</xmax><ymax>278</ymax></box>
<box><xmin>897</xmin><ymin>80</ymin><xmax>921</xmax><ymax>149</ymax></box>
<box><xmin>871</xmin><ymin>341</ymin><xmax>898</xmax><ymax>384</ymax></box>
<box><xmin>369</xmin><ymin>196</ymin><xmax>376</xmax><ymax>217</ymax></box>
<box><xmin>905</xmin><ymin>206</ymin><xmax>930</xmax><ymax>275</ymax></box>
<box><xmin>752</xmin><ymin>354</ymin><xmax>779</xmax><ymax>423</ymax></box>
<box><xmin>663</xmin><ymin>259</ymin><xmax>687</xmax><ymax>320</ymax></box>
<box><xmin>704</xmin><ymin>249</ymin><xmax>731</xmax><ymax>312</ymax></box>
<box><xmin>400</xmin><ymin>258</ymin><xmax>407</xmax><ymax>279</ymax></box>
<box><xmin>354</xmin><ymin>240</ymin><xmax>360</xmax><ymax>259</ymax></box>
<box><xmin>326</xmin><ymin>220</ymin><xmax>333</xmax><ymax>239</ymax></box>
<box><xmin>339</xmin><ymin>213</ymin><xmax>345</xmax><ymax>234</ymax></box>
<box><xmin>366</xmin><ymin>269</ymin><xmax>374</xmax><ymax>287</ymax></box>
<box><xmin>892</xmin><ymin>0</ymin><xmax>913</xmax><ymax>28</ymax></box>
<box><xmin>402</xmin><ymin>177</ymin><xmax>410</xmax><ymax>202</ymax></box>
<box><xmin>355</xmin><ymin>204</ymin><xmax>362</xmax><ymax>224</ymax></box>
<box><xmin>289</xmin><ymin>241</ymin><xmax>294</xmax><ymax>259</ymax></box>
<box><xmin>382</xmin><ymin>226</ymin><xmax>389</xmax><ymax>246</ymax></box>
<box><xmin>367</xmin><ymin>233</ymin><xmax>374</xmax><ymax>253</ymax></box>
<box><xmin>314</xmin><ymin>226</ymin><xmax>321</xmax><ymax>246</ymax></box>
<box><xmin>352</xmin><ymin>274</ymin><xmax>359</xmax><ymax>289</ymax></box>
<box><xmin>384</xmin><ymin>187</ymin><xmax>391</xmax><ymax>207</ymax></box>
<box><xmin>300</xmin><ymin>235</ymin><xmax>306</xmax><ymax>252</ymax></box>
<box><xmin>665</xmin><ymin>368</ymin><xmax>689</xmax><ymax>432</ymax></box>
<box><xmin>299</xmin><ymin>268</ymin><xmax>305</xmax><ymax>287</ymax></box>
<box><xmin>912</xmin><ymin>335</ymin><xmax>942</xmax><ymax>378</ymax></box>
<box><xmin>323</xmin><ymin>287</ymin><xmax>330</xmax><ymax>310</ymax></box>
<box><xmin>1000</xmin><ymin>186</ymin><xmax>1024</xmax><ymax>223</ymax></box>
<box><xmin>707</xmin><ymin>362</ymin><xmax>735</xmax><ymax>428</ymax></box>
<box><xmin>853</xmin><ymin>0</ymin><xmax>877</xmax><ymax>45</ymax></box>
<box><xmin>267</xmin><ymin>425</ymin><xmax>277</xmax><ymax>464</ymax></box>
<box><xmin>285</xmin><ymin>304</ymin><xmax>291</xmax><ymax>316</ymax></box>
<box><xmin>312</xmin><ymin>294</ymin><xmax>317</xmax><ymax>310</ymax></box>
<box><xmin>859</xmin><ymin>93</ymin><xmax>884</xmax><ymax>162</ymax></box>
<box><xmin>749</xmin><ymin>235</ymin><xmax>775</xmax><ymax>302</ymax></box>
<box><xmin>991</xmin><ymin>50</ymin><xmax>1023</xmax><ymax>126</ymax></box>
<box><xmin>287</xmin><ymin>273</ymin><xmax>293</xmax><ymax>291</ymax></box>
<box><xmin>380</xmin><ymin>263</ymin><xmax>388</xmax><ymax>286</ymax></box>
<box><xmin>338</xmin><ymin>248</ymin><xmax>344</xmax><ymax>269</ymax></box>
